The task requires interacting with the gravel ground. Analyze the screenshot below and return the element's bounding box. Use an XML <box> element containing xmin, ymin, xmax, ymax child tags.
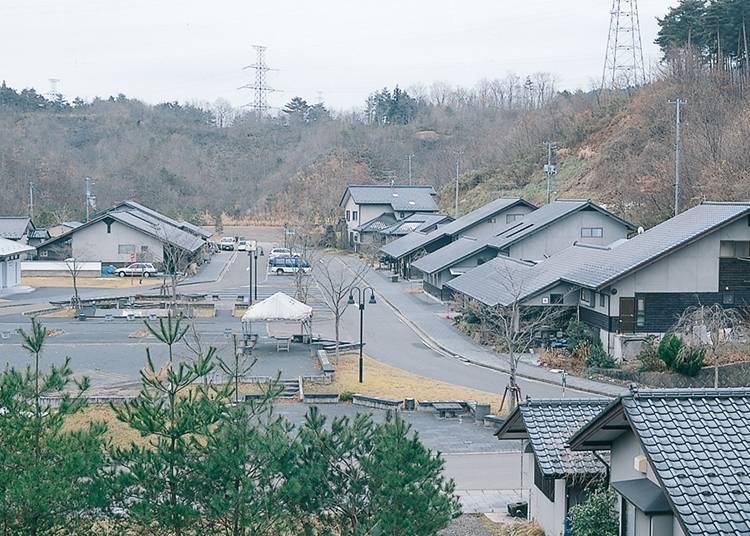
<box><xmin>439</xmin><ymin>514</ymin><xmax>502</xmax><ymax>536</ymax></box>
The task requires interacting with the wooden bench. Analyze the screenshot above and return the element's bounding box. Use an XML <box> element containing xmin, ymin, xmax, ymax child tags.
<box><xmin>433</xmin><ymin>402</ymin><xmax>464</xmax><ymax>418</ymax></box>
<box><xmin>275</xmin><ymin>337</ymin><xmax>290</xmax><ymax>352</ymax></box>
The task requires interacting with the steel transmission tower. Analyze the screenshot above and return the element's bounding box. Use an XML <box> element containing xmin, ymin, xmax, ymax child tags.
<box><xmin>240</xmin><ymin>45</ymin><xmax>277</xmax><ymax>115</ymax></box>
<box><xmin>602</xmin><ymin>0</ymin><xmax>646</xmax><ymax>89</ymax></box>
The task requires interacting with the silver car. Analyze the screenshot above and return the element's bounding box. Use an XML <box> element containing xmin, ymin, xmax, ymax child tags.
<box><xmin>115</xmin><ymin>262</ymin><xmax>158</xmax><ymax>278</ymax></box>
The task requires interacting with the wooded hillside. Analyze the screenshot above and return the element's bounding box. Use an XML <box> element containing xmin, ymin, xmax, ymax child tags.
<box><xmin>0</xmin><ymin>0</ymin><xmax>748</xmax><ymax>229</ymax></box>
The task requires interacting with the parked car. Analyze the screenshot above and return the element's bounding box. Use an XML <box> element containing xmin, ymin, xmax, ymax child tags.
<box><xmin>268</xmin><ymin>247</ymin><xmax>291</xmax><ymax>261</ymax></box>
<box><xmin>115</xmin><ymin>263</ymin><xmax>158</xmax><ymax>278</ymax></box>
<box><xmin>219</xmin><ymin>237</ymin><xmax>236</xmax><ymax>251</ymax></box>
<box><xmin>269</xmin><ymin>256</ymin><xmax>311</xmax><ymax>275</ymax></box>
<box><xmin>236</xmin><ymin>240</ymin><xmax>248</xmax><ymax>251</ymax></box>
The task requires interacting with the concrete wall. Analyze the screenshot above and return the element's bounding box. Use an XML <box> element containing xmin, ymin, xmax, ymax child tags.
<box><xmin>22</xmin><ymin>261</ymin><xmax>102</xmax><ymax>278</ymax></box>
<box><xmin>509</xmin><ymin>210</ymin><xmax>631</xmax><ymax>262</ymax></box>
<box><xmin>71</xmin><ymin>220</ymin><xmax>164</xmax><ymax>264</ymax></box>
<box><xmin>460</xmin><ymin>204</ymin><xmax>535</xmax><ymax>240</ymax></box>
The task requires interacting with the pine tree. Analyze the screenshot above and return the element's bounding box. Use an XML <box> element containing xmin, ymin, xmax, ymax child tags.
<box><xmin>0</xmin><ymin>318</ymin><xmax>108</xmax><ymax>535</ymax></box>
<box><xmin>109</xmin><ymin>316</ymin><xmax>227</xmax><ymax>535</ymax></box>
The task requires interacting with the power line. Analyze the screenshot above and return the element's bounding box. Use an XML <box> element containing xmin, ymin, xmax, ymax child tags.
<box><xmin>602</xmin><ymin>0</ymin><xmax>646</xmax><ymax>89</ymax></box>
<box><xmin>239</xmin><ymin>45</ymin><xmax>278</xmax><ymax>116</ymax></box>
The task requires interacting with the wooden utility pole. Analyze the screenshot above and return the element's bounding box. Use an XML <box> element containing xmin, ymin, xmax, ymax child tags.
<box><xmin>669</xmin><ymin>99</ymin><xmax>685</xmax><ymax>216</ymax></box>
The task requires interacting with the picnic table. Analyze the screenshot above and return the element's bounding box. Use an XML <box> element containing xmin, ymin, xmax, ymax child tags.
<box><xmin>433</xmin><ymin>402</ymin><xmax>463</xmax><ymax>418</ymax></box>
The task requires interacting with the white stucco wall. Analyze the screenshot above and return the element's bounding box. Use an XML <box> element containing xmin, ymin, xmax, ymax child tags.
<box><xmin>508</xmin><ymin>210</ymin><xmax>631</xmax><ymax>262</ymax></box>
<box><xmin>71</xmin><ymin>220</ymin><xmax>164</xmax><ymax>264</ymax></box>
<box><xmin>0</xmin><ymin>258</ymin><xmax>22</xmax><ymax>289</ymax></box>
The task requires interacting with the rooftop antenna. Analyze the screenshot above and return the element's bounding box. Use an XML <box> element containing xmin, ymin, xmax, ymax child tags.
<box><xmin>240</xmin><ymin>45</ymin><xmax>278</xmax><ymax>117</ymax></box>
<box><xmin>47</xmin><ymin>78</ymin><xmax>61</xmax><ymax>99</ymax></box>
<box><xmin>602</xmin><ymin>0</ymin><xmax>646</xmax><ymax>89</ymax></box>
<box><xmin>85</xmin><ymin>177</ymin><xmax>97</xmax><ymax>222</ymax></box>
<box><xmin>543</xmin><ymin>142</ymin><xmax>557</xmax><ymax>204</ymax></box>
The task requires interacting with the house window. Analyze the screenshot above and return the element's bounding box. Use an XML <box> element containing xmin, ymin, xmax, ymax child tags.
<box><xmin>550</xmin><ymin>293</ymin><xmax>563</xmax><ymax>304</ymax></box>
<box><xmin>353</xmin><ymin>211</ymin><xmax>358</xmax><ymax>221</ymax></box>
<box><xmin>118</xmin><ymin>244</ymin><xmax>136</xmax><ymax>254</ymax></box>
<box><xmin>599</xmin><ymin>293</ymin><xmax>606</xmax><ymax>307</ymax></box>
<box><xmin>580</xmin><ymin>289</ymin><xmax>592</xmax><ymax>305</ymax></box>
<box><xmin>723</xmin><ymin>292</ymin><xmax>735</xmax><ymax>305</ymax></box>
<box><xmin>346</xmin><ymin>210</ymin><xmax>351</xmax><ymax>222</ymax></box>
<box><xmin>636</xmin><ymin>298</ymin><xmax>646</xmax><ymax>327</ymax></box>
<box><xmin>506</xmin><ymin>213</ymin><xmax>523</xmax><ymax>224</ymax></box>
<box><xmin>141</xmin><ymin>245</ymin><xmax>149</xmax><ymax>252</ymax></box>
<box><xmin>581</xmin><ymin>227</ymin><xmax>604</xmax><ymax>238</ymax></box>
<box><xmin>534</xmin><ymin>462</ymin><xmax>555</xmax><ymax>502</ymax></box>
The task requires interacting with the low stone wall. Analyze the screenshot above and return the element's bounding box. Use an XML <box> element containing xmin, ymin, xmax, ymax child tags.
<box><xmin>591</xmin><ymin>361</ymin><xmax>750</xmax><ymax>388</ymax></box>
<box><xmin>352</xmin><ymin>394</ymin><xmax>402</xmax><ymax>411</ymax></box>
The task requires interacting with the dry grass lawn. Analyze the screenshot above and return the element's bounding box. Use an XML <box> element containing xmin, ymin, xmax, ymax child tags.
<box><xmin>22</xmin><ymin>276</ymin><xmax>169</xmax><ymax>288</ymax></box>
<box><xmin>64</xmin><ymin>404</ymin><xmax>145</xmax><ymax>448</ymax></box>
<box><xmin>306</xmin><ymin>353</ymin><xmax>505</xmax><ymax>413</ymax></box>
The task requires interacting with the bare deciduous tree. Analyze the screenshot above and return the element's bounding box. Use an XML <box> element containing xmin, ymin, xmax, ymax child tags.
<box><xmin>673</xmin><ymin>303</ymin><xmax>747</xmax><ymax>388</ymax></box>
<box><xmin>462</xmin><ymin>260</ymin><xmax>568</xmax><ymax>411</ymax></box>
<box><xmin>63</xmin><ymin>256</ymin><xmax>84</xmax><ymax>312</ymax></box>
<box><xmin>315</xmin><ymin>256</ymin><xmax>368</xmax><ymax>364</ymax></box>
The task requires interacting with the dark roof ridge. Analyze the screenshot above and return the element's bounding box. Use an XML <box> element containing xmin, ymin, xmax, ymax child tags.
<box><xmin>629</xmin><ymin>387</ymin><xmax>750</xmax><ymax>398</ymax></box>
<box><xmin>346</xmin><ymin>184</ymin><xmax>434</xmax><ymax>188</ymax></box>
<box><xmin>523</xmin><ymin>398</ymin><xmax>610</xmax><ymax>405</ymax></box>
<box><xmin>553</xmin><ymin>197</ymin><xmax>592</xmax><ymax>202</ymax></box>
<box><xmin>700</xmin><ymin>200</ymin><xmax>750</xmax><ymax>206</ymax></box>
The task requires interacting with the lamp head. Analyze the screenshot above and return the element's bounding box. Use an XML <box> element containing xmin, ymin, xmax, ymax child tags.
<box><xmin>368</xmin><ymin>294</ymin><xmax>377</xmax><ymax>305</ymax></box>
<box><xmin>347</xmin><ymin>293</ymin><xmax>355</xmax><ymax>305</ymax></box>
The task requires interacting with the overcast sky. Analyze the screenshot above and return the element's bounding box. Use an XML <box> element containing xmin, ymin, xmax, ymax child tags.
<box><xmin>0</xmin><ymin>0</ymin><xmax>675</xmax><ymax>111</ymax></box>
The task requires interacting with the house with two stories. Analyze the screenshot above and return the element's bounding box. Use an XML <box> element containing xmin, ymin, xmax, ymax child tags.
<box><xmin>414</xmin><ymin>199</ymin><xmax>634</xmax><ymax>299</ymax></box>
<box><xmin>36</xmin><ymin>201</ymin><xmax>207</xmax><ymax>269</ymax></box>
<box><xmin>339</xmin><ymin>185</ymin><xmax>439</xmax><ymax>249</ymax></box>
<box><xmin>568</xmin><ymin>387</ymin><xmax>750</xmax><ymax>536</ymax></box>
<box><xmin>380</xmin><ymin>197</ymin><xmax>535</xmax><ymax>279</ymax></box>
<box><xmin>495</xmin><ymin>399</ymin><xmax>611</xmax><ymax>536</ymax></box>
<box><xmin>447</xmin><ymin>201</ymin><xmax>750</xmax><ymax>359</ymax></box>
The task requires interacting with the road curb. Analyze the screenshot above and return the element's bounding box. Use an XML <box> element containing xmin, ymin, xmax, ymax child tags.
<box><xmin>342</xmin><ymin>261</ymin><xmax>622</xmax><ymax>397</ymax></box>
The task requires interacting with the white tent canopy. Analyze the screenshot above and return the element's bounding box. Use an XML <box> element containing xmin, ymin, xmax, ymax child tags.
<box><xmin>241</xmin><ymin>292</ymin><xmax>313</xmax><ymax>322</ymax></box>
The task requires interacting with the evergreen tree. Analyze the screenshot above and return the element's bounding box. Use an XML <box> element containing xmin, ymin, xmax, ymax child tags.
<box><xmin>109</xmin><ymin>316</ymin><xmax>227</xmax><ymax>535</ymax></box>
<box><xmin>0</xmin><ymin>319</ymin><xmax>108</xmax><ymax>535</ymax></box>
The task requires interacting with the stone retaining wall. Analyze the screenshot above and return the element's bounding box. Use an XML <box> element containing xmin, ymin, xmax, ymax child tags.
<box><xmin>591</xmin><ymin>361</ymin><xmax>750</xmax><ymax>388</ymax></box>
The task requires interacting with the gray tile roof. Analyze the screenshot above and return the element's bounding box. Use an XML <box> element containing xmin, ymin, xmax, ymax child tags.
<box><xmin>0</xmin><ymin>217</ymin><xmax>32</xmax><ymax>240</ymax></box>
<box><xmin>380</xmin><ymin>213</ymin><xmax>451</xmax><ymax>236</ymax></box>
<box><xmin>496</xmin><ymin>399</ymin><xmax>611</xmax><ymax>477</ymax></box>
<box><xmin>114</xmin><ymin>201</ymin><xmax>211</xmax><ymax>238</ymax></box>
<box><xmin>444</xmin><ymin>255</ymin><xmax>537</xmax><ymax>306</ymax></box>
<box><xmin>355</xmin><ymin>212</ymin><xmax>398</xmax><ymax>233</ymax></box>
<box><xmin>412</xmin><ymin>199</ymin><xmax>624</xmax><ymax>275</ymax></box>
<box><xmin>447</xmin><ymin>202</ymin><xmax>750</xmax><ymax>306</ymax></box>
<box><xmin>109</xmin><ymin>210</ymin><xmax>205</xmax><ymax>252</ymax></box>
<box><xmin>411</xmin><ymin>235</ymin><xmax>489</xmax><ymax>274</ymax></box>
<box><xmin>341</xmin><ymin>185</ymin><xmax>438</xmax><ymax>212</ymax></box>
<box><xmin>381</xmin><ymin>198</ymin><xmax>530</xmax><ymax>260</ymax></box>
<box><xmin>0</xmin><ymin>236</ymin><xmax>34</xmax><ymax>258</ymax></box>
<box><xmin>571</xmin><ymin>388</ymin><xmax>750</xmax><ymax>536</ymax></box>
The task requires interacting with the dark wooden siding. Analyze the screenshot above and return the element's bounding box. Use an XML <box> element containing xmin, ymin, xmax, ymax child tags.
<box><xmin>422</xmin><ymin>280</ymin><xmax>443</xmax><ymax>300</ymax></box>
<box><xmin>579</xmin><ymin>306</ymin><xmax>615</xmax><ymax>332</ymax></box>
<box><xmin>719</xmin><ymin>258</ymin><xmax>750</xmax><ymax>290</ymax></box>
<box><xmin>638</xmin><ymin>291</ymin><xmax>750</xmax><ymax>333</ymax></box>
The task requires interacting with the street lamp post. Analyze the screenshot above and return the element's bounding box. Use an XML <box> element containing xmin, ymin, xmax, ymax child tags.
<box><xmin>247</xmin><ymin>248</ymin><xmax>253</xmax><ymax>305</ymax></box>
<box><xmin>253</xmin><ymin>245</ymin><xmax>264</xmax><ymax>301</ymax></box>
<box><xmin>348</xmin><ymin>286</ymin><xmax>376</xmax><ymax>383</ymax></box>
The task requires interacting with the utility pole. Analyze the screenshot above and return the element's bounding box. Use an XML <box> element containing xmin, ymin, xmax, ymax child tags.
<box><xmin>669</xmin><ymin>99</ymin><xmax>685</xmax><ymax>216</ymax></box>
<box><xmin>407</xmin><ymin>154</ymin><xmax>414</xmax><ymax>185</ymax></box>
<box><xmin>543</xmin><ymin>142</ymin><xmax>557</xmax><ymax>204</ymax></box>
<box><xmin>85</xmin><ymin>177</ymin><xmax>91</xmax><ymax>222</ymax></box>
<box><xmin>454</xmin><ymin>152</ymin><xmax>463</xmax><ymax>217</ymax></box>
<box><xmin>28</xmin><ymin>180</ymin><xmax>33</xmax><ymax>219</ymax></box>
